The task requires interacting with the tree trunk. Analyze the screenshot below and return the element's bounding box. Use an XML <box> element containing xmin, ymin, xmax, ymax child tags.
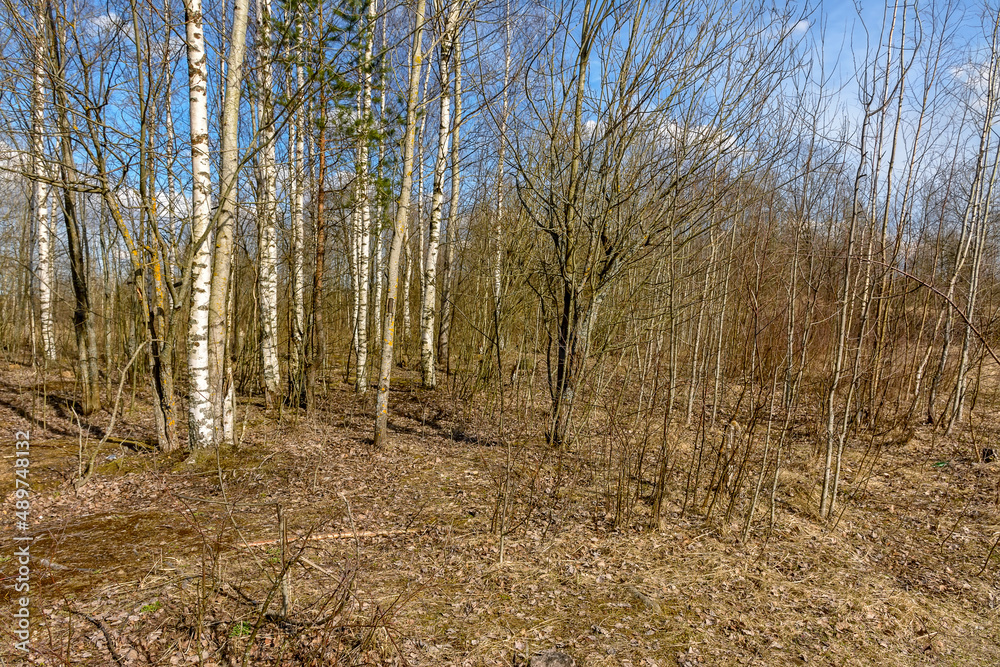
<box><xmin>183</xmin><ymin>0</ymin><xmax>214</xmax><ymax>448</ymax></box>
<box><xmin>48</xmin><ymin>3</ymin><xmax>101</xmax><ymax>415</ymax></box>
<box><xmin>438</xmin><ymin>41</ymin><xmax>462</xmax><ymax>371</ymax></box>
<box><xmin>375</xmin><ymin>0</ymin><xmax>425</xmax><ymax>447</ymax></box>
<box><xmin>307</xmin><ymin>119</ymin><xmax>327</xmax><ymax>409</ymax></box>
<box><xmin>549</xmin><ymin>0</ymin><xmax>594</xmax><ymax>448</ymax></box>
<box><xmin>492</xmin><ymin>2</ymin><xmax>511</xmax><ymax>358</ymax></box>
<box><xmin>354</xmin><ymin>0</ymin><xmax>376</xmax><ymax>395</ymax></box>
<box><xmin>256</xmin><ymin>0</ymin><xmax>281</xmax><ymax>407</ymax></box>
<box><xmin>130</xmin><ymin>9</ymin><xmax>179</xmax><ymax>452</ymax></box>
<box><xmin>208</xmin><ymin>0</ymin><xmax>250</xmax><ymax>445</ymax></box>
<box><xmin>419</xmin><ymin>6</ymin><xmax>459</xmax><ymax>389</ymax></box>
<box><xmin>289</xmin><ymin>22</ymin><xmax>307</xmax><ymax>406</ymax></box>
<box><xmin>31</xmin><ymin>1</ymin><xmax>55</xmax><ymax>364</ymax></box>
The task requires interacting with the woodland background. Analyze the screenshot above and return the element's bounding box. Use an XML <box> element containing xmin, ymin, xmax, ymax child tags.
<box><xmin>2</xmin><ymin>0</ymin><xmax>1000</xmax><ymax>664</ymax></box>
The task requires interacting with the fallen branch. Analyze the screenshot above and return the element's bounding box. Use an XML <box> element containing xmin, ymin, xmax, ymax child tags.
<box><xmin>300</xmin><ymin>556</ymin><xmax>336</xmax><ymax>577</ymax></box>
<box><xmin>242</xmin><ymin>527</ymin><xmax>422</xmax><ymax>548</ymax></box>
<box><xmin>69</xmin><ymin>610</ymin><xmax>126</xmax><ymax>667</ymax></box>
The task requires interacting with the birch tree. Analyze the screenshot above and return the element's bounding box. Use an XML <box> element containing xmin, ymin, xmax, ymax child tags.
<box><xmin>419</xmin><ymin>0</ymin><xmax>462</xmax><ymax>389</ymax></box>
<box><xmin>437</xmin><ymin>39</ymin><xmax>461</xmax><ymax>369</ymax></box>
<box><xmin>375</xmin><ymin>0</ymin><xmax>425</xmax><ymax>447</ymax></box>
<box><xmin>289</xmin><ymin>10</ymin><xmax>307</xmax><ymax>405</ymax></box>
<box><xmin>353</xmin><ymin>0</ymin><xmax>377</xmax><ymax>394</ymax></box>
<box><xmin>256</xmin><ymin>0</ymin><xmax>281</xmax><ymax>407</ymax></box>
<box><xmin>208</xmin><ymin>0</ymin><xmax>250</xmax><ymax>443</ymax></box>
<box><xmin>183</xmin><ymin>0</ymin><xmax>214</xmax><ymax>448</ymax></box>
<box><xmin>944</xmin><ymin>8</ymin><xmax>1000</xmax><ymax>431</ymax></box>
<box><xmin>30</xmin><ymin>0</ymin><xmax>54</xmax><ymax>364</ymax></box>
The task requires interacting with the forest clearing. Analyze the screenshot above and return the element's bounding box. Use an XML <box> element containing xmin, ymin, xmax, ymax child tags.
<box><xmin>3</xmin><ymin>0</ymin><xmax>1000</xmax><ymax>664</ymax></box>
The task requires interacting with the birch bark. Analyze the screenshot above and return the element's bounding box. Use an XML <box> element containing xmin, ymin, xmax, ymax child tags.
<box><xmin>375</xmin><ymin>0</ymin><xmax>425</xmax><ymax>447</ymax></box>
<box><xmin>183</xmin><ymin>0</ymin><xmax>214</xmax><ymax>448</ymax></box>
<box><xmin>208</xmin><ymin>0</ymin><xmax>251</xmax><ymax>444</ymax></box>
<box><xmin>31</xmin><ymin>0</ymin><xmax>54</xmax><ymax>363</ymax></box>
<box><xmin>437</xmin><ymin>41</ymin><xmax>462</xmax><ymax>370</ymax></box>
<box><xmin>354</xmin><ymin>0</ymin><xmax>376</xmax><ymax>394</ymax></box>
<box><xmin>289</xmin><ymin>20</ymin><xmax>307</xmax><ymax>405</ymax></box>
<box><xmin>255</xmin><ymin>0</ymin><xmax>281</xmax><ymax>406</ymax></box>
<box><xmin>419</xmin><ymin>2</ymin><xmax>460</xmax><ymax>389</ymax></box>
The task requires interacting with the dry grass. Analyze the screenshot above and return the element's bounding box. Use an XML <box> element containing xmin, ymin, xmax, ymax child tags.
<box><xmin>0</xmin><ymin>364</ymin><xmax>999</xmax><ymax>665</ymax></box>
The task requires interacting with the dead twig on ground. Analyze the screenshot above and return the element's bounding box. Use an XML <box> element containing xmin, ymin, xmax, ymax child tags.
<box><xmin>69</xmin><ymin>609</ymin><xmax>127</xmax><ymax>667</ymax></box>
<box><xmin>241</xmin><ymin>527</ymin><xmax>423</xmax><ymax>548</ymax></box>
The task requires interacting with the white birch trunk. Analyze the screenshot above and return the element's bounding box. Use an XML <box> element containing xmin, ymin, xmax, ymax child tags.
<box><xmin>926</xmin><ymin>68</ymin><xmax>996</xmax><ymax>425</ymax></box>
<box><xmin>419</xmin><ymin>6</ymin><xmax>459</xmax><ymax>389</ymax></box>
<box><xmin>31</xmin><ymin>5</ymin><xmax>54</xmax><ymax>363</ymax></box>
<box><xmin>402</xmin><ymin>236</ymin><xmax>413</xmax><ymax>352</ymax></box>
<box><xmin>493</xmin><ymin>4</ymin><xmax>511</xmax><ymax>342</ymax></box>
<box><xmin>371</xmin><ymin>218</ymin><xmax>384</xmax><ymax>354</ymax></box>
<box><xmin>354</xmin><ymin>0</ymin><xmax>375</xmax><ymax>394</ymax></box>
<box><xmin>184</xmin><ymin>0</ymin><xmax>214</xmax><ymax>449</ymax></box>
<box><xmin>256</xmin><ymin>0</ymin><xmax>280</xmax><ymax>405</ymax></box>
<box><xmin>289</xmin><ymin>25</ymin><xmax>307</xmax><ymax>402</ymax></box>
<box><xmin>350</xmin><ymin>200</ymin><xmax>361</xmax><ymax>372</ymax></box>
<box><xmin>947</xmin><ymin>18</ymin><xmax>1000</xmax><ymax>430</ymax></box>
<box><xmin>407</xmin><ymin>58</ymin><xmax>432</xmax><ymax>360</ymax></box>
<box><xmin>438</xmin><ymin>41</ymin><xmax>461</xmax><ymax>367</ymax></box>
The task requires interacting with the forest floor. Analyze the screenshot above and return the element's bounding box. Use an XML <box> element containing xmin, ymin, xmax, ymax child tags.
<box><xmin>1</xmin><ymin>362</ymin><xmax>999</xmax><ymax>666</ymax></box>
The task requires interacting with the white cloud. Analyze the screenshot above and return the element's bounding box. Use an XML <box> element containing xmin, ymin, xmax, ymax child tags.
<box><xmin>951</xmin><ymin>61</ymin><xmax>995</xmax><ymax>114</ymax></box>
<box><xmin>790</xmin><ymin>19</ymin><xmax>810</xmax><ymax>38</ymax></box>
<box><xmin>654</xmin><ymin>120</ymin><xmax>736</xmax><ymax>154</ymax></box>
<box><xmin>81</xmin><ymin>12</ymin><xmax>125</xmax><ymax>38</ymax></box>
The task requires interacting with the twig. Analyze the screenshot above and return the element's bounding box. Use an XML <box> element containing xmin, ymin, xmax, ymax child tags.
<box><xmin>340</xmin><ymin>492</ymin><xmax>361</xmax><ymax>560</ymax></box>
<box><xmin>173</xmin><ymin>493</ymin><xmax>275</xmax><ymax>507</ymax></box>
<box><xmin>241</xmin><ymin>527</ymin><xmax>422</xmax><ymax>548</ymax></box>
<box><xmin>978</xmin><ymin>533</ymin><xmax>1000</xmax><ymax>576</ymax></box>
<box><xmin>75</xmin><ymin>341</ymin><xmax>147</xmax><ymax>489</ymax></box>
<box><xmin>863</xmin><ymin>260</ymin><xmax>1000</xmax><ymax>369</ymax></box>
<box><xmin>278</xmin><ymin>504</ymin><xmax>290</xmax><ymax>617</ymax></box>
<box><xmin>300</xmin><ymin>556</ymin><xmax>336</xmax><ymax>577</ymax></box>
<box><xmin>69</xmin><ymin>610</ymin><xmax>126</xmax><ymax>667</ymax></box>
<box><xmin>41</xmin><ymin>558</ymin><xmax>97</xmax><ymax>573</ymax></box>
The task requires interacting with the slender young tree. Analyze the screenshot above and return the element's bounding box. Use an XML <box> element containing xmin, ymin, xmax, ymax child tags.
<box><xmin>183</xmin><ymin>0</ymin><xmax>214</xmax><ymax>448</ymax></box>
<box><xmin>47</xmin><ymin>2</ymin><xmax>101</xmax><ymax>415</ymax></box>
<box><xmin>307</xmin><ymin>105</ymin><xmax>328</xmax><ymax>409</ymax></box>
<box><xmin>208</xmin><ymin>0</ymin><xmax>250</xmax><ymax>444</ymax></box>
<box><xmin>437</xmin><ymin>39</ymin><xmax>462</xmax><ymax>369</ymax></box>
<box><xmin>492</xmin><ymin>0</ymin><xmax>511</xmax><ymax>356</ymax></box>
<box><xmin>289</xmin><ymin>10</ymin><xmax>307</xmax><ymax>405</ymax></box>
<box><xmin>353</xmin><ymin>0</ymin><xmax>377</xmax><ymax>395</ymax></box>
<box><xmin>375</xmin><ymin>0</ymin><xmax>425</xmax><ymax>447</ymax></box>
<box><xmin>419</xmin><ymin>0</ymin><xmax>461</xmax><ymax>389</ymax></box>
<box><xmin>945</xmin><ymin>7</ymin><xmax>1000</xmax><ymax>431</ymax></box>
<box><xmin>256</xmin><ymin>0</ymin><xmax>281</xmax><ymax>407</ymax></box>
<box><xmin>31</xmin><ymin>0</ymin><xmax>54</xmax><ymax>363</ymax></box>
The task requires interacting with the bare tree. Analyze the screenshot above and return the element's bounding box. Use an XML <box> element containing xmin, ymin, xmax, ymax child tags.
<box><xmin>46</xmin><ymin>1</ymin><xmax>101</xmax><ymax>415</ymax></box>
<box><xmin>375</xmin><ymin>0</ymin><xmax>425</xmax><ymax>447</ymax></box>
